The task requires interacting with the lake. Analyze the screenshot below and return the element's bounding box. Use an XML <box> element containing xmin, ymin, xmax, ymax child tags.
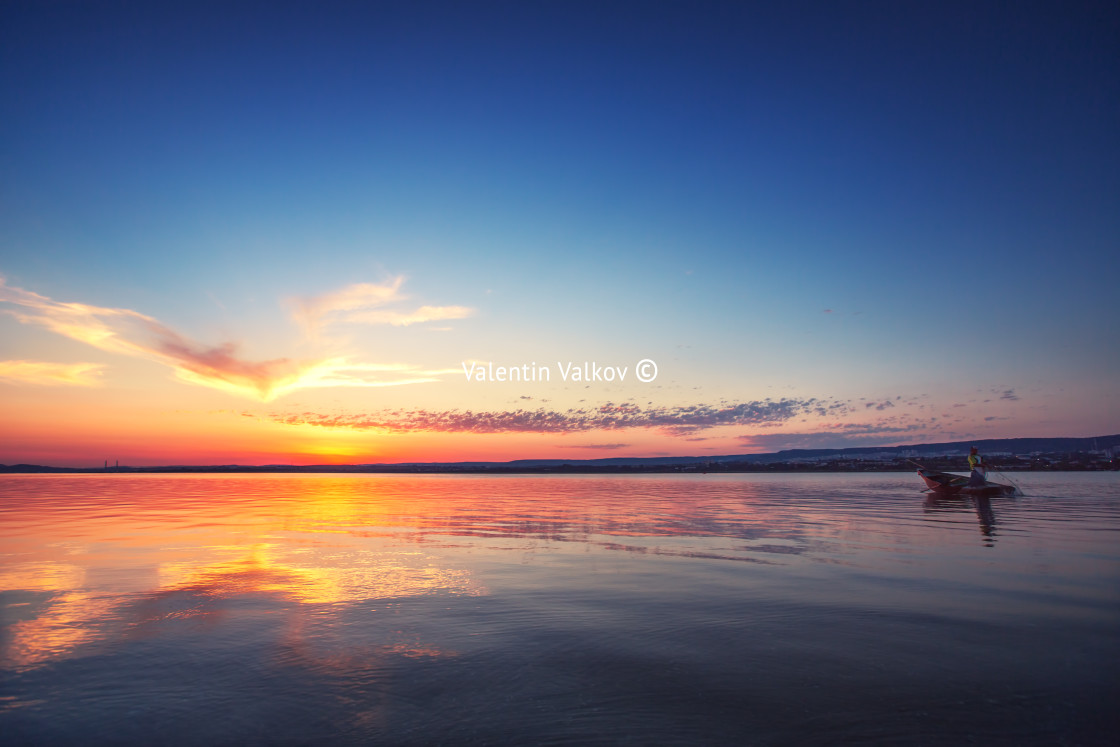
<box><xmin>1</xmin><ymin>472</ymin><xmax>1118</xmax><ymax>745</ymax></box>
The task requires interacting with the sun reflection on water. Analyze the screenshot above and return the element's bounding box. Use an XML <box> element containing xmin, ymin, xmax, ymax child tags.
<box><xmin>5</xmin><ymin>472</ymin><xmax>1108</xmax><ymax>677</ymax></box>
<box><xmin>2</xmin><ymin>473</ymin><xmax>1118</xmax><ymax>744</ymax></box>
<box><xmin>0</xmin><ymin>475</ymin><xmax>498</xmax><ymax>671</ymax></box>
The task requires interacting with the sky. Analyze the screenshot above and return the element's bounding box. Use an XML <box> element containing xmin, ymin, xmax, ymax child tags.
<box><xmin>1</xmin><ymin>0</ymin><xmax>1117</xmax><ymax>466</ymax></box>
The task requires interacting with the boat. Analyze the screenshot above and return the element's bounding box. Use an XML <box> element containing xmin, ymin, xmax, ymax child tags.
<box><xmin>916</xmin><ymin>467</ymin><xmax>1019</xmax><ymax>497</ymax></box>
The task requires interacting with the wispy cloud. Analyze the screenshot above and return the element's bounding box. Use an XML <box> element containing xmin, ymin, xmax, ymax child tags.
<box><xmin>343</xmin><ymin>305</ymin><xmax>475</xmax><ymax>327</ymax></box>
<box><xmin>978</xmin><ymin>387</ymin><xmax>1022</xmax><ymax>403</ymax></box>
<box><xmin>0</xmin><ymin>360</ymin><xmax>106</xmax><ymax>387</ymax></box>
<box><xmin>0</xmin><ymin>275</ymin><xmax>460</xmax><ymax>401</ymax></box>
<box><xmin>290</xmin><ymin>276</ymin><xmax>474</xmax><ymax>337</ymax></box>
<box><xmin>270</xmin><ymin>398</ymin><xmax>834</xmax><ymax>435</ymax></box>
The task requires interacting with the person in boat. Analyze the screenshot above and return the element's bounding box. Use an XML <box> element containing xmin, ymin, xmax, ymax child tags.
<box><xmin>967</xmin><ymin>446</ymin><xmax>987</xmax><ymax>486</ymax></box>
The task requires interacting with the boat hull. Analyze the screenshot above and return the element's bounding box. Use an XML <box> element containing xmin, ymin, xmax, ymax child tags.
<box><xmin>917</xmin><ymin>468</ymin><xmax>1017</xmax><ymax>497</ymax></box>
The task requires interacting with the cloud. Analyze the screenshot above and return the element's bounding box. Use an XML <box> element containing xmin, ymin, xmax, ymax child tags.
<box><xmin>999</xmin><ymin>388</ymin><xmax>1019</xmax><ymax>401</ymax></box>
<box><xmin>342</xmin><ymin>305</ymin><xmax>475</xmax><ymax>327</ymax></box>
<box><xmin>290</xmin><ymin>276</ymin><xmax>474</xmax><ymax>336</ymax></box>
<box><xmin>0</xmin><ymin>275</ymin><xmax>458</xmax><ymax>401</ymax></box>
<box><xmin>0</xmin><ymin>360</ymin><xmax>106</xmax><ymax>386</ymax></box>
<box><xmin>270</xmin><ymin>398</ymin><xmax>827</xmax><ymax>435</ymax></box>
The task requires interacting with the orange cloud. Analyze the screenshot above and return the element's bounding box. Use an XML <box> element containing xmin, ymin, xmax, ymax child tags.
<box><xmin>343</xmin><ymin>305</ymin><xmax>474</xmax><ymax>327</ymax></box>
<box><xmin>290</xmin><ymin>276</ymin><xmax>474</xmax><ymax>336</ymax></box>
<box><xmin>0</xmin><ymin>275</ymin><xmax>461</xmax><ymax>401</ymax></box>
<box><xmin>0</xmin><ymin>360</ymin><xmax>106</xmax><ymax>386</ymax></box>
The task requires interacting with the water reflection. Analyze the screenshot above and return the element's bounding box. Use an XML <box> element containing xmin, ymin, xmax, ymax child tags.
<box><xmin>2</xmin><ymin>473</ymin><xmax>1118</xmax><ymax>746</ymax></box>
<box><xmin>0</xmin><ymin>473</ymin><xmax>844</xmax><ymax>672</ymax></box>
<box><xmin>2</xmin><ymin>589</ymin><xmax>116</xmax><ymax>670</ymax></box>
<box><xmin>1</xmin><ymin>545</ymin><xmax>479</xmax><ymax>672</ymax></box>
<box><xmin>923</xmin><ymin>493</ymin><xmax>1000</xmax><ymax>546</ymax></box>
<box><xmin>0</xmin><ymin>475</ymin><xmax>502</xmax><ymax>672</ymax></box>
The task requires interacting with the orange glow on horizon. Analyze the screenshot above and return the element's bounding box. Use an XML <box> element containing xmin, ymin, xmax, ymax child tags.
<box><xmin>0</xmin><ymin>361</ymin><xmax>1093</xmax><ymax>468</ymax></box>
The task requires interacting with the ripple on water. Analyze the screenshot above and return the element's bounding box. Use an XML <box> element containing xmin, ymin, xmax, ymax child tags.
<box><xmin>1</xmin><ymin>472</ymin><xmax>1117</xmax><ymax>744</ymax></box>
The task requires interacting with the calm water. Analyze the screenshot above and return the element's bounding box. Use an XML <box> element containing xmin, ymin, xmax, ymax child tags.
<box><xmin>1</xmin><ymin>472</ymin><xmax>1118</xmax><ymax>745</ymax></box>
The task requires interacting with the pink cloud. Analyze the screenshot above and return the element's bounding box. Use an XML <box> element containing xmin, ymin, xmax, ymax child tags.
<box><xmin>269</xmin><ymin>398</ymin><xmax>830</xmax><ymax>435</ymax></box>
<box><xmin>0</xmin><ymin>275</ymin><xmax>458</xmax><ymax>401</ymax></box>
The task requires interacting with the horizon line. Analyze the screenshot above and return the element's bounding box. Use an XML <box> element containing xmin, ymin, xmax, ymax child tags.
<box><xmin>4</xmin><ymin>432</ymin><xmax>1117</xmax><ymax>472</ymax></box>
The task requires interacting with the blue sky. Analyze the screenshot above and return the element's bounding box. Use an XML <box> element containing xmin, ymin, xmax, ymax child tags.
<box><xmin>1</xmin><ymin>1</ymin><xmax>1117</xmax><ymax>464</ymax></box>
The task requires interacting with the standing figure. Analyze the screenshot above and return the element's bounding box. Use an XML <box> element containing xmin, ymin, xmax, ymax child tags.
<box><xmin>967</xmin><ymin>446</ymin><xmax>987</xmax><ymax>486</ymax></box>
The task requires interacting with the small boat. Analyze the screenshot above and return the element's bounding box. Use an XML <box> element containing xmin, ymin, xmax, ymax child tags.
<box><xmin>916</xmin><ymin>467</ymin><xmax>1019</xmax><ymax>497</ymax></box>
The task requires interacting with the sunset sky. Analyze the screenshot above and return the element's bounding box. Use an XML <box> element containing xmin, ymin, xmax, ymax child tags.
<box><xmin>1</xmin><ymin>1</ymin><xmax>1117</xmax><ymax>466</ymax></box>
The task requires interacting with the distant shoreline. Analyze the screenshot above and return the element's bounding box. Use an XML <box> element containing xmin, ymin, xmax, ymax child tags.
<box><xmin>3</xmin><ymin>433</ymin><xmax>1117</xmax><ymax>475</ymax></box>
<box><xmin>0</xmin><ymin>464</ymin><xmax>1116</xmax><ymax>475</ymax></box>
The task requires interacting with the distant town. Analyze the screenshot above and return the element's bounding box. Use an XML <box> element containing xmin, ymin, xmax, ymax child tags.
<box><xmin>2</xmin><ymin>435</ymin><xmax>1118</xmax><ymax>474</ymax></box>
